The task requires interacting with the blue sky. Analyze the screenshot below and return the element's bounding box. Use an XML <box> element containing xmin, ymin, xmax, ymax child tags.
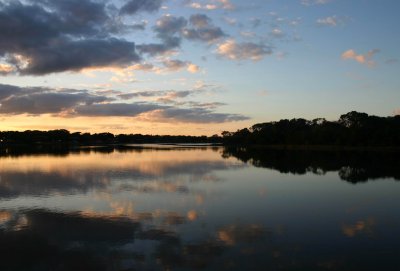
<box><xmin>0</xmin><ymin>0</ymin><xmax>399</xmax><ymax>135</ymax></box>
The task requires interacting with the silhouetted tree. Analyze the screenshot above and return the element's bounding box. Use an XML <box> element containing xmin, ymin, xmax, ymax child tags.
<box><xmin>222</xmin><ymin>111</ymin><xmax>400</xmax><ymax>147</ymax></box>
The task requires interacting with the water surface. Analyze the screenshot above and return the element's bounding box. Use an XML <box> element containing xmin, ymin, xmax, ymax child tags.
<box><xmin>1</xmin><ymin>145</ymin><xmax>399</xmax><ymax>270</ymax></box>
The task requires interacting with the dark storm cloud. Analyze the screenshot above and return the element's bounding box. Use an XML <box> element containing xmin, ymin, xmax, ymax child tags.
<box><xmin>0</xmin><ymin>0</ymin><xmax>141</xmax><ymax>75</ymax></box>
<box><xmin>120</xmin><ymin>0</ymin><xmax>163</xmax><ymax>15</ymax></box>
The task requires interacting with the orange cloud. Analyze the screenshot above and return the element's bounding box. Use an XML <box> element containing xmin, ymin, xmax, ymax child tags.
<box><xmin>341</xmin><ymin>49</ymin><xmax>380</xmax><ymax>67</ymax></box>
<box><xmin>0</xmin><ymin>63</ymin><xmax>14</xmax><ymax>74</ymax></box>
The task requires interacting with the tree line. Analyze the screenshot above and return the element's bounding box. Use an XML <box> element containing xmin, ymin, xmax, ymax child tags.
<box><xmin>0</xmin><ymin>130</ymin><xmax>221</xmax><ymax>145</ymax></box>
<box><xmin>222</xmin><ymin>111</ymin><xmax>400</xmax><ymax>146</ymax></box>
<box><xmin>1</xmin><ymin>111</ymin><xmax>399</xmax><ymax>146</ymax></box>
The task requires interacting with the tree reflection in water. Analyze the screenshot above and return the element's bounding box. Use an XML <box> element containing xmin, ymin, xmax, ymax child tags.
<box><xmin>222</xmin><ymin>147</ymin><xmax>400</xmax><ymax>183</ymax></box>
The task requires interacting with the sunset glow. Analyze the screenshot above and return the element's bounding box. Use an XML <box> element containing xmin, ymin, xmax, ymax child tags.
<box><xmin>0</xmin><ymin>0</ymin><xmax>399</xmax><ymax>135</ymax></box>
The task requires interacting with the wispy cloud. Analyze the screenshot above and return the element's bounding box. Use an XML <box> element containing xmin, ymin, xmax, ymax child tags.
<box><xmin>317</xmin><ymin>16</ymin><xmax>338</xmax><ymax>26</ymax></box>
<box><xmin>0</xmin><ymin>84</ymin><xmax>247</xmax><ymax>123</ymax></box>
<box><xmin>317</xmin><ymin>15</ymin><xmax>349</xmax><ymax>27</ymax></box>
<box><xmin>301</xmin><ymin>0</ymin><xmax>332</xmax><ymax>6</ymax></box>
<box><xmin>186</xmin><ymin>0</ymin><xmax>234</xmax><ymax>10</ymax></box>
<box><xmin>341</xmin><ymin>49</ymin><xmax>380</xmax><ymax>67</ymax></box>
<box><xmin>143</xmin><ymin>108</ymin><xmax>248</xmax><ymax>123</ymax></box>
<box><xmin>187</xmin><ymin>2</ymin><xmax>218</xmax><ymax>10</ymax></box>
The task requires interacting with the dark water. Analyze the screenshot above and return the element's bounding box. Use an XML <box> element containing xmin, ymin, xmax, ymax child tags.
<box><xmin>1</xmin><ymin>145</ymin><xmax>400</xmax><ymax>271</ymax></box>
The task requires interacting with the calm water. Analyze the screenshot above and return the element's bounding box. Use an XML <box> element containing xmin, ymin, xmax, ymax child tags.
<box><xmin>1</xmin><ymin>145</ymin><xmax>400</xmax><ymax>271</ymax></box>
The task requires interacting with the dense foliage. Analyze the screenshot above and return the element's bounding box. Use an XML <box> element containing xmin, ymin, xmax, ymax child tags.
<box><xmin>222</xmin><ymin>111</ymin><xmax>400</xmax><ymax>146</ymax></box>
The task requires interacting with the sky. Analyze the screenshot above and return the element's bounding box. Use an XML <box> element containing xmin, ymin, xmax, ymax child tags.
<box><xmin>0</xmin><ymin>0</ymin><xmax>399</xmax><ymax>135</ymax></box>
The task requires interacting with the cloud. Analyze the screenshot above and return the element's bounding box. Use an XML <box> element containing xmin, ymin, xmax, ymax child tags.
<box><xmin>74</xmin><ymin>103</ymin><xmax>165</xmax><ymax>117</ymax></box>
<box><xmin>118</xmin><ymin>89</ymin><xmax>202</xmax><ymax>101</ymax></box>
<box><xmin>246</xmin><ymin>17</ymin><xmax>261</xmax><ymax>28</ymax></box>
<box><xmin>130</xmin><ymin>21</ymin><xmax>148</xmax><ymax>31</ymax></box>
<box><xmin>317</xmin><ymin>15</ymin><xmax>348</xmax><ymax>27</ymax></box>
<box><xmin>217</xmin><ymin>40</ymin><xmax>273</xmax><ymax>61</ymax></box>
<box><xmin>129</xmin><ymin>63</ymin><xmax>155</xmax><ymax>71</ymax></box>
<box><xmin>187</xmin><ymin>63</ymin><xmax>200</xmax><ymax>73</ymax></box>
<box><xmin>188</xmin><ymin>102</ymin><xmax>226</xmax><ymax>109</ymax></box>
<box><xmin>0</xmin><ymin>84</ymin><xmax>111</xmax><ymax>115</ymax></box>
<box><xmin>301</xmin><ymin>0</ymin><xmax>331</xmax><ymax>6</ymax></box>
<box><xmin>137</xmin><ymin>15</ymin><xmax>187</xmax><ymax>56</ymax></box>
<box><xmin>149</xmin><ymin>108</ymin><xmax>249</xmax><ymax>123</ymax></box>
<box><xmin>270</xmin><ymin>28</ymin><xmax>285</xmax><ymax>38</ymax></box>
<box><xmin>161</xmin><ymin>59</ymin><xmax>201</xmax><ymax>73</ymax></box>
<box><xmin>77</xmin><ymin>104</ymin><xmax>249</xmax><ymax>123</ymax></box>
<box><xmin>117</xmin><ymin>90</ymin><xmax>165</xmax><ymax>100</ymax></box>
<box><xmin>186</xmin><ymin>0</ymin><xmax>234</xmax><ymax>10</ymax></box>
<box><xmin>317</xmin><ymin>16</ymin><xmax>338</xmax><ymax>26</ymax></box>
<box><xmin>189</xmin><ymin>14</ymin><xmax>211</xmax><ymax>28</ymax></box>
<box><xmin>137</xmin><ymin>13</ymin><xmax>226</xmax><ymax>56</ymax></box>
<box><xmin>0</xmin><ymin>63</ymin><xmax>14</xmax><ymax>75</ymax></box>
<box><xmin>219</xmin><ymin>0</ymin><xmax>235</xmax><ymax>10</ymax></box>
<box><xmin>394</xmin><ymin>109</ymin><xmax>400</xmax><ymax>116</ymax></box>
<box><xmin>136</xmin><ymin>42</ymin><xmax>179</xmax><ymax>56</ymax></box>
<box><xmin>223</xmin><ymin>16</ymin><xmax>237</xmax><ymax>26</ymax></box>
<box><xmin>188</xmin><ymin>2</ymin><xmax>218</xmax><ymax>10</ymax></box>
<box><xmin>154</xmin><ymin>15</ymin><xmax>188</xmax><ymax>37</ymax></box>
<box><xmin>0</xmin><ymin>83</ymin><xmax>247</xmax><ymax>123</ymax></box>
<box><xmin>341</xmin><ymin>49</ymin><xmax>380</xmax><ymax>67</ymax></box>
<box><xmin>162</xmin><ymin>59</ymin><xmax>189</xmax><ymax>71</ymax></box>
<box><xmin>0</xmin><ymin>0</ymin><xmax>144</xmax><ymax>75</ymax></box>
<box><xmin>119</xmin><ymin>0</ymin><xmax>163</xmax><ymax>15</ymax></box>
<box><xmin>21</xmin><ymin>38</ymin><xmax>140</xmax><ymax>75</ymax></box>
<box><xmin>182</xmin><ymin>14</ymin><xmax>226</xmax><ymax>43</ymax></box>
